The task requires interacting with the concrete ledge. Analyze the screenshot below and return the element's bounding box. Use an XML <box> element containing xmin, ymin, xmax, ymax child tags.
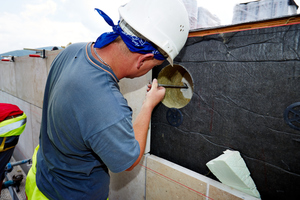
<box><xmin>146</xmin><ymin>155</ymin><xmax>261</xmax><ymax>200</ymax></box>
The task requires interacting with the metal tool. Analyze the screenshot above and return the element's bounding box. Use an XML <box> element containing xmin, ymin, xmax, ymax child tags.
<box><xmin>158</xmin><ymin>83</ymin><xmax>188</xmax><ymax>89</ymax></box>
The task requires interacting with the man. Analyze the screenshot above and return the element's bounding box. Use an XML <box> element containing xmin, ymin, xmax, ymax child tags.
<box><xmin>0</xmin><ymin>103</ymin><xmax>27</xmax><ymax>194</ymax></box>
<box><xmin>25</xmin><ymin>0</ymin><xmax>189</xmax><ymax>199</ymax></box>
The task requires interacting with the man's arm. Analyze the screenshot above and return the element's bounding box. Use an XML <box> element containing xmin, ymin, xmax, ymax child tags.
<box><xmin>126</xmin><ymin>79</ymin><xmax>165</xmax><ymax>171</ymax></box>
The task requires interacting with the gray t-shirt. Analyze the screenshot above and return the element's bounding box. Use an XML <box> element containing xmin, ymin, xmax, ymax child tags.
<box><xmin>36</xmin><ymin>42</ymin><xmax>140</xmax><ymax>200</ymax></box>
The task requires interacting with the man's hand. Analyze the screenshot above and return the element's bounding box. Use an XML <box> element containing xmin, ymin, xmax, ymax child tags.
<box><xmin>144</xmin><ymin>78</ymin><xmax>166</xmax><ymax>109</ymax></box>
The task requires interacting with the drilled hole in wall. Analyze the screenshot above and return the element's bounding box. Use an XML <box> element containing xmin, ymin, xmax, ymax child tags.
<box><xmin>158</xmin><ymin>64</ymin><xmax>194</xmax><ymax>109</ymax></box>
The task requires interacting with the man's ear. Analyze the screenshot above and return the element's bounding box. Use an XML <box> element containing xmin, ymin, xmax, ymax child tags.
<box><xmin>137</xmin><ymin>53</ymin><xmax>154</xmax><ymax>69</ymax></box>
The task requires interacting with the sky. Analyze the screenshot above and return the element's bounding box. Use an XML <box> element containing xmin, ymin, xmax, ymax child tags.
<box><xmin>0</xmin><ymin>0</ymin><xmax>299</xmax><ymax>54</ymax></box>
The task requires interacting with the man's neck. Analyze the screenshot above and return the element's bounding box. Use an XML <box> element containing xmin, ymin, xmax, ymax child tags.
<box><xmin>92</xmin><ymin>43</ymin><xmax>137</xmax><ymax>80</ymax></box>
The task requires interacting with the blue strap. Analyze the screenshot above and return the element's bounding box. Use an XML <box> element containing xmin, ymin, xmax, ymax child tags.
<box><xmin>94</xmin><ymin>8</ymin><xmax>166</xmax><ymax>60</ymax></box>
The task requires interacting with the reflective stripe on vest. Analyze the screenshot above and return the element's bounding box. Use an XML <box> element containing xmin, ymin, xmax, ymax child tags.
<box><xmin>0</xmin><ymin>136</ymin><xmax>19</xmax><ymax>152</ymax></box>
<box><xmin>0</xmin><ymin>113</ymin><xmax>27</xmax><ymax>137</ymax></box>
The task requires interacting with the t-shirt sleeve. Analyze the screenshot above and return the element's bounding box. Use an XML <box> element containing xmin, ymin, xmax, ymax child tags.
<box><xmin>86</xmin><ymin>117</ymin><xmax>140</xmax><ymax>173</ymax></box>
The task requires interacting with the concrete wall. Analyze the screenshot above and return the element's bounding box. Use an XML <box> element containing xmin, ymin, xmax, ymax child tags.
<box><xmin>0</xmin><ymin>50</ymin><xmax>59</xmax><ymax>168</ymax></box>
<box><xmin>0</xmin><ymin>48</ymin><xmax>259</xmax><ymax>200</ymax></box>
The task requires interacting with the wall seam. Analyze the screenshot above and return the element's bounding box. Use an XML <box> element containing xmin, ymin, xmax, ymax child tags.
<box><xmin>0</xmin><ymin>90</ymin><xmax>42</xmax><ymax>109</ymax></box>
<box><xmin>144</xmin><ymin>153</ymin><xmax>150</xmax><ymax>200</ymax></box>
<box><xmin>206</xmin><ymin>183</ymin><xmax>210</xmax><ymax>200</ymax></box>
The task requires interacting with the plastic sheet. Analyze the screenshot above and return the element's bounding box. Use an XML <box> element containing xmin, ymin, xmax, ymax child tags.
<box><xmin>197</xmin><ymin>7</ymin><xmax>221</xmax><ymax>28</ymax></box>
<box><xmin>181</xmin><ymin>0</ymin><xmax>198</xmax><ymax>29</ymax></box>
<box><xmin>233</xmin><ymin>0</ymin><xmax>298</xmax><ymax>24</ymax></box>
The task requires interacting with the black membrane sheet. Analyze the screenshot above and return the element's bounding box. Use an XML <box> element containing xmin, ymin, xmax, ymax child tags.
<box><xmin>151</xmin><ymin>24</ymin><xmax>300</xmax><ymax>200</ymax></box>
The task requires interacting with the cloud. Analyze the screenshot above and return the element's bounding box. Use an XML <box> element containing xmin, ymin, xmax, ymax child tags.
<box><xmin>20</xmin><ymin>0</ymin><xmax>57</xmax><ymax>19</ymax></box>
<box><xmin>0</xmin><ymin>0</ymin><xmax>120</xmax><ymax>54</ymax></box>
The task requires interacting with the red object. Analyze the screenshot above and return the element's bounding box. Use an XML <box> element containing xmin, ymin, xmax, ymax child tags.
<box><xmin>1</xmin><ymin>59</ymin><xmax>10</xmax><ymax>61</ymax></box>
<box><xmin>0</xmin><ymin>103</ymin><xmax>23</xmax><ymax>122</ymax></box>
<box><xmin>29</xmin><ymin>54</ymin><xmax>41</xmax><ymax>57</ymax></box>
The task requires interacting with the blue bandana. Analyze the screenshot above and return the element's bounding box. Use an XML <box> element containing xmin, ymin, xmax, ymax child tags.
<box><xmin>94</xmin><ymin>8</ymin><xmax>166</xmax><ymax>61</ymax></box>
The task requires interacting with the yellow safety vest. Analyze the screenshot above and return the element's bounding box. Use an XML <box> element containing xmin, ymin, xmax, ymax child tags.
<box><xmin>26</xmin><ymin>146</ymin><xmax>109</xmax><ymax>200</ymax></box>
<box><xmin>25</xmin><ymin>145</ymin><xmax>49</xmax><ymax>200</ymax></box>
<box><xmin>0</xmin><ymin>113</ymin><xmax>26</xmax><ymax>152</ymax></box>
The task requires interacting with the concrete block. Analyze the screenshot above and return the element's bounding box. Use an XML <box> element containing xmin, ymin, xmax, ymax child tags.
<box><xmin>31</xmin><ymin>58</ymin><xmax>48</xmax><ymax>108</ymax></box>
<box><xmin>0</xmin><ymin>60</ymin><xmax>17</xmax><ymax>96</ymax></box>
<box><xmin>14</xmin><ymin>97</ymin><xmax>33</xmax><ymax>159</ymax></box>
<box><xmin>146</xmin><ymin>155</ymin><xmax>207</xmax><ymax>200</ymax></box>
<box><xmin>209</xmin><ymin>185</ymin><xmax>246</xmax><ymax>200</ymax></box>
<box><xmin>146</xmin><ymin>155</ymin><xmax>260</xmax><ymax>200</ymax></box>
<box><xmin>46</xmin><ymin>49</ymin><xmax>63</xmax><ymax>73</ymax></box>
<box><xmin>0</xmin><ymin>91</ymin><xmax>8</xmax><ymax>102</ymax></box>
<box><xmin>30</xmin><ymin>104</ymin><xmax>42</xmax><ymax>150</ymax></box>
<box><xmin>14</xmin><ymin>56</ymin><xmax>34</xmax><ymax>104</ymax></box>
<box><xmin>14</xmin><ymin>56</ymin><xmax>48</xmax><ymax>108</ymax></box>
<box><xmin>109</xmin><ymin>155</ymin><xmax>148</xmax><ymax>200</ymax></box>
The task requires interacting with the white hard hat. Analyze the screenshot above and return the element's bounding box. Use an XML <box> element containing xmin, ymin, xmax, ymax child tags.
<box><xmin>119</xmin><ymin>0</ymin><xmax>189</xmax><ymax>66</ymax></box>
